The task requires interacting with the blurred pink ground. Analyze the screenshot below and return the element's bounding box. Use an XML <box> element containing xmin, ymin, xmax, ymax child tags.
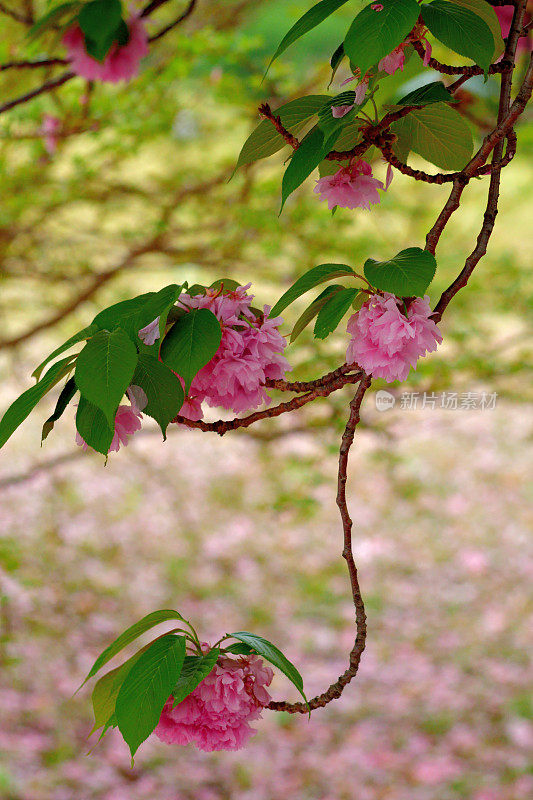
<box><xmin>0</xmin><ymin>396</ymin><xmax>532</xmax><ymax>800</ymax></box>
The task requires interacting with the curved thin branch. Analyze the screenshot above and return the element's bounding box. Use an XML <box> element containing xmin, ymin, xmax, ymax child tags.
<box><xmin>268</xmin><ymin>376</ymin><xmax>371</xmax><ymax>714</ymax></box>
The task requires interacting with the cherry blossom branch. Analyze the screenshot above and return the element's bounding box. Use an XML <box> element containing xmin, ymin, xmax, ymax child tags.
<box><xmin>0</xmin><ymin>57</ymin><xmax>68</xmax><ymax>72</ymax></box>
<box><xmin>172</xmin><ymin>371</ymin><xmax>363</xmax><ymax>433</ymax></box>
<box><xmin>426</xmin><ymin>2</ymin><xmax>530</xmax><ymax>257</ymax></box>
<box><xmin>411</xmin><ymin>40</ymin><xmax>509</xmax><ymax>77</ymax></box>
<box><xmin>0</xmin><ymin>0</ymin><xmax>199</xmax><ymax>116</ymax></box>
<box><xmin>268</xmin><ymin>376</ymin><xmax>372</xmax><ymax>713</ymax></box>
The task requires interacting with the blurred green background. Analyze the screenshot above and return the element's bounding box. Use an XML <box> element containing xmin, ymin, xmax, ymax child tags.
<box><xmin>0</xmin><ymin>2</ymin><xmax>532</xmax><ymax>799</ymax></box>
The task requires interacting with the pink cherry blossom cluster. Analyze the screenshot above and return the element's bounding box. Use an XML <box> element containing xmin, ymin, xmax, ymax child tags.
<box><xmin>62</xmin><ymin>15</ymin><xmax>148</xmax><ymax>84</ymax></box>
<box><xmin>155</xmin><ymin>653</ymin><xmax>273</xmax><ymax>751</ymax></box>
<box><xmin>346</xmin><ymin>292</ymin><xmax>443</xmax><ymax>382</ymax></box>
<box><xmin>314</xmin><ymin>160</ymin><xmax>388</xmax><ymax>212</ymax></box>
<box><xmin>156</xmin><ymin>284</ymin><xmax>290</xmax><ymax>420</ymax></box>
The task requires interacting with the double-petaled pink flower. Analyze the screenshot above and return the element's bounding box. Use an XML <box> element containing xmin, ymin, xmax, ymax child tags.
<box><xmin>155</xmin><ymin>654</ymin><xmax>273</xmax><ymax>752</ymax></box>
<box><xmin>346</xmin><ymin>293</ymin><xmax>442</xmax><ymax>382</ymax></box>
<box><xmin>314</xmin><ymin>160</ymin><xmax>385</xmax><ymax>211</ymax></box>
<box><xmin>141</xmin><ymin>284</ymin><xmax>289</xmax><ymax>419</ymax></box>
<box><xmin>63</xmin><ymin>15</ymin><xmax>148</xmax><ymax>83</ymax></box>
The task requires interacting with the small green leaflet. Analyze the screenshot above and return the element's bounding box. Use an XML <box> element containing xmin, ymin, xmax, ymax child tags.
<box><xmin>420</xmin><ymin>0</ymin><xmax>494</xmax><ymax>73</ymax></box>
<box><xmin>266</xmin><ymin>0</ymin><xmax>351</xmax><ymax>72</ymax></box>
<box><xmin>0</xmin><ymin>357</ymin><xmax>75</xmax><ymax>450</ymax></box>
<box><xmin>271</xmin><ymin>263</ymin><xmax>355</xmax><ymax>317</ymax></box>
<box><xmin>314</xmin><ymin>287</ymin><xmax>359</xmax><ymax>339</ymax></box>
<box><xmin>41</xmin><ymin>377</ymin><xmax>77</xmax><ymax>442</ymax></box>
<box><xmin>235</xmin><ymin>95</ymin><xmax>329</xmax><ymax>171</ymax></box>
<box><xmin>171</xmin><ymin>648</ymin><xmax>220</xmax><ymax>707</ymax></box>
<box><xmin>132</xmin><ymin>354</ymin><xmax>184</xmax><ymax>438</ymax></box>
<box><xmin>281</xmin><ymin>126</ymin><xmax>338</xmax><ymax>211</ymax></box>
<box><xmin>230</xmin><ymin>632</ymin><xmax>308</xmax><ymax>708</ymax></box>
<box><xmin>291</xmin><ymin>285</ymin><xmax>346</xmax><ymax>342</ymax></box>
<box><xmin>92</xmin><ymin>284</ymin><xmax>183</xmax><ymax>344</ymax></box>
<box><xmin>32</xmin><ymin>323</ymin><xmax>98</xmax><ymax>382</ymax></box>
<box><xmin>116</xmin><ymin>635</ymin><xmax>186</xmax><ymax>758</ymax></box>
<box><xmin>391</xmin><ymin>102</ymin><xmax>473</xmax><ymax>171</ymax></box>
<box><xmin>75</xmin><ymin>329</ymin><xmax>137</xmax><ymax>427</ymax></box>
<box><xmin>160</xmin><ymin>308</ymin><xmax>221</xmax><ymax>393</ymax></box>
<box><xmin>344</xmin><ymin>0</ymin><xmax>420</xmax><ymax>82</ymax></box>
<box><xmin>364</xmin><ymin>247</ymin><xmax>437</xmax><ymax>296</ymax></box>
<box><xmin>395</xmin><ymin>81</ymin><xmax>453</xmax><ymax>108</ymax></box>
<box><xmin>78</xmin><ymin>0</ymin><xmax>123</xmax><ymax>61</ymax></box>
<box><xmin>75</xmin><ymin>397</ymin><xmax>114</xmax><ymax>456</ymax></box>
<box><xmin>82</xmin><ymin>609</ymin><xmax>191</xmax><ymax>685</ymax></box>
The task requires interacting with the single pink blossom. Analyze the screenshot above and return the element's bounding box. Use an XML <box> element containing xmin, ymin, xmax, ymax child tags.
<box><xmin>314</xmin><ymin>160</ymin><xmax>384</xmax><ymax>211</ymax></box>
<box><xmin>40</xmin><ymin>114</ymin><xmax>61</xmax><ymax>154</ymax></box>
<box><xmin>76</xmin><ymin>403</ymin><xmax>142</xmax><ymax>453</ymax></box>
<box><xmin>371</xmin><ymin>3</ymin><xmax>384</xmax><ymax>10</ymax></box>
<box><xmin>346</xmin><ymin>293</ymin><xmax>442</xmax><ymax>382</ymax></box>
<box><xmin>423</xmin><ymin>39</ymin><xmax>432</xmax><ymax>66</ymax></box>
<box><xmin>340</xmin><ymin>75</ymin><xmax>368</xmax><ymax>105</ymax></box>
<box><xmin>378</xmin><ymin>45</ymin><xmax>406</xmax><ymax>75</ymax></box>
<box><xmin>155</xmin><ymin>654</ymin><xmax>273</xmax><ymax>752</ymax></box>
<box><xmin>62</xmin><ymin>15</ymin><xmax>148</xmax><ymax>84</ymax></box>
<box><xmin>175</xmin><ymin>287</ymin><xmax>289</xmax><ymax>417</ymax></box>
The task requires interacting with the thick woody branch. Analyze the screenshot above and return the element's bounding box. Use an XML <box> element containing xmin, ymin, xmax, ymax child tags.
<box><xmin>268</xmin><ymin>376</ymin><xmax>371</xmax><ymax>714</ymax></box>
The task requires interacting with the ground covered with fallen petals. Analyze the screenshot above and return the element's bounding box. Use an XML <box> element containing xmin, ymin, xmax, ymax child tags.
<box><xmin>1</xmin><ymin>395</ymin><xmax>531</xmax><ymax>800</ymax></box>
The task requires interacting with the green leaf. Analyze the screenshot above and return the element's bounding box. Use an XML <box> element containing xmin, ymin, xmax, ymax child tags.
<box><xmin>390</xmin><ymin>102</ymin><xmax>473</xmax><ymax>170</ymax></box>
<box><xmin>235</xmin><ymin>95</ymin><xmax>329</xmax><ymax>170</ymax></box>
<box><xmin>41</xmin><ymin>377</ymin><xmax>77</xmax><ymax>442</ymax></box>
<box><xmin>314</xmin><ymin>287</ymin><xmax>359</xmax><ymax>339</ymax></box>
<box><xmin>171</xmin><ymin>648</ymin><xmax>220</xmax><ymax>707</ymax></box>
<box><xmin>78</xmin><ymin>0</ymin><xmax>122</xmax><ymax>42</ymax></box>
<box><xmin>75</xmin><ymin>397</ymin><xmax>113</xmax><ymax>456</ymax></box>
<box><xmin>75</xmin><ymin>329</ymin><xmax>137</xmax><ymax>427</ymax></box>
<box><xmin>91</xmin><ymin>650</ymin><xmax>144</xmax><ymax>734</ymax></box>
<box><xmin>131</xmin><ymin>354</ymin><xmax>184</xmax><ymax>439</ymax></box>
<box><xmin>0</xmin><ymin>357</ymin><xmax>74</xmax><ymax>450</ymax></box>
<box><xmin>448</xmin><ymin>0</ymin><xmax>504</xmax><ymax>61</ymax></box>
<box><xmin>32</xmin><ymin>323</ymin><xmax>98</xmax><ymax>381</ymax></box>
<box><xmin>84</xmin><ymin>30</ymin><xmax>117</xmax><ymax>62</ymax></box>
<box><xmin>420</xmin><ymin>0</ymin><xmax>495</xmax><ymax>72</ymax></box>
<box><xmin>223</xmin><ymin>642</ymin><xmax>256</xmax><ymax>656</ymax></box>
<box><xmin>281</xmin><ymin>125</ymin><xmax>340</xmax><ymax>210</ymax></box>
<box><xmin>93</xmin><ymin>285</ymin><xmax>183</xmax><ymax>344</ymax></box>
<box><xmin>344</xmin><ymin>0</ymin><xmax>420</xmax><ymax>81</ymax></box>
<box><xmin>160</xmin><ymin>308</ymin><xmax>221</xmax><ymax>393</ymax></box>
<box><xmin>230</xmin><ymin>632</ymin><xmax>308</xmax><ymax>707</ymax></box>
<box><xmin>116</xmin><ymin>635</ymin><xmax>186</xmax><ymax>758</ymax></box>
<box><xmin>83</xmin><ymin>609</ymin><xmax>190</xmax><ymax>685</ymax></box>
<box><xmin>395</xmin><ymin>81</ymin><xmax>453</xmax><ymax>107</ymax></box>
<box><xmin>209</xmin><ymin>278</ymin><xmax>241</xmax><ymax>293</ymax></box>
<box><xmin>267</xmin><ymin>0</ymin><xmax>351</xmax><ymax>70</ymax></box>
<box><xmin>291</xmin><ymin>285</ymin><xmax>346</xmax><ymax>342</ymax></box>
<box><xmin>364</xmin><ymin>247</ymin><xmax>437</xmax><ymax>296</ymax></box>
<box><xmin>271</xmin><ymin>263</ymin><xmax>355</xmax><ymax>317</ymax></box>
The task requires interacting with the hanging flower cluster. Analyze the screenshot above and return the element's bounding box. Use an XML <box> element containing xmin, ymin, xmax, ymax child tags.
<box><xmin>346</xmin><ymin>293</ymin><xmax>442</xmax><ymax>382</ymax></box>
<box><xmin>155</xmin><ymin>653</ymin><xmax>273</xmax><ymax>752</ymax></box>
<box><xmin>314</xmin><ymin>160</ymin><xmax>386</xmax><ymax>211</ymax></box>
<box><xmin>63</xmin><ymin>15</ymin><xmax>148</xmax><ymax>84</ymax></box>
<box><xmin>141</xmin><ymin>284</ymin><xmax>290</xmax><ymax>421</ymax></box>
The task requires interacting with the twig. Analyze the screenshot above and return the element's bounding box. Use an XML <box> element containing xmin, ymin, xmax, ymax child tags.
<box><xmin>268</xmin><ymin>376</ymin><xmax>371</xmax><ymax>713</ymax></box>
<box><xmin>148</xmin><ymin>0</ymin><xmax>197</xmax><ymax>43</ymax></box>
<box><xmin>172</xmin><ymin>372</ymin><xmax>363</xmax><ymax>434</ymax></box>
